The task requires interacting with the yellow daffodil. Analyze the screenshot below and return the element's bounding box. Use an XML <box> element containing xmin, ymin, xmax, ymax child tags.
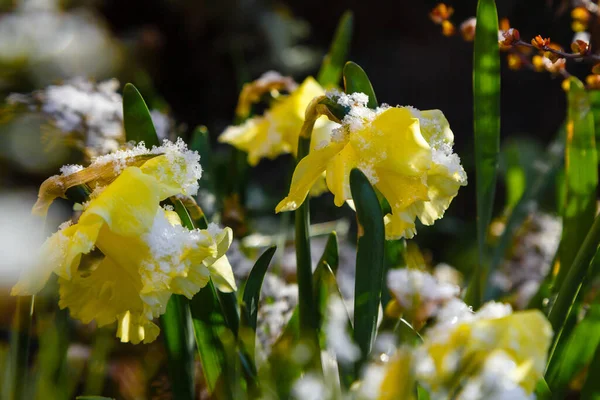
<box><xmin>12</xmin><ymin>139</ymin><xmax>236</xmax><ymax>344</ymax></box>
<box><xmin>276</xmin><ymin>92</ymin><xmax>467</xmax><ymax>239</ymax></box>
<box><xmin>219</xmin><ymin>76</ymin><xmax>336</xmax><ymax>167</ymax></box>
<box><xmin>416</xmin><ymin>300</ymin><xmax>552</xmax><ymax>397</ymax></box>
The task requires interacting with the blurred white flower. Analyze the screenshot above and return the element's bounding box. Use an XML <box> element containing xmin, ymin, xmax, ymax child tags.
<box><xmin>0</xmin><ymin>191</ymin><xmax>45</xmax><ymax>288</ymax></box>
<box><xmin>325</xmin><ymin>297</ymin><xmax>360</xmax><ymax>364</ymax></box>
<box><xmin>0</xmin><ymin>0</ymin><xmax>121</xmax><ymax>87</ymax></box>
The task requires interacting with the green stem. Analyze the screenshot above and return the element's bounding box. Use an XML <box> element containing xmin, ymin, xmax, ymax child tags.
<box><xmin>295</xmin><ymin>135</ymin><xmax>322</xmax><ymax>372</ymax></box>
<box><xmin>12</xmin><ymin>296</ymin><xmax>34</xmax><ymax>400</ymax></box>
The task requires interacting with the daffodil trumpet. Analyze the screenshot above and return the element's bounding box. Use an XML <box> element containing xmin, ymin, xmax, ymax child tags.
<box><xmin>277</xmin><ymin>91</ymin><xmax>468</xmax><ymax>240</ymax></box>
<box><xmin>12</xmin><ymin>139</ymin><xmax>236</xmax><ymax>344</ymax></box>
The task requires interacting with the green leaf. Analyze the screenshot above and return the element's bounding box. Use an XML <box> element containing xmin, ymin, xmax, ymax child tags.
<box><xmin>485</xmin><ymin>130</ymin><xmax>565</xmax><ymax>301</ymax></box>
<box><xmin>546</xmin><ymin>302</ymin><xmax>600</xmax><ymax>395</ymax></box>
<box><xmin>190</xmin><ymin>282</ymin><xmax>232</xmax><ymax>397</ymax></box>
<box><xmin>122</xmin><ymin>83</ymin><xmax>159</xmax><ymax>147</ymax></box>
<box><xmin>350</xmin><ymin>168</ymin><xmax>385</xmax><ymax>368</ymax></box>
<box><xmin>548</xmin><ymin>213</ymin><xmax>600</xmax><ymax>348</ymax></box>
<box><xmin>534</xmin><ymin>378</ymin><xmax>552</xmax><ymax>400</ymax></box>
<box><xmin>160</xmin><ymin>295</ymin><xmax>195</xmax><ymax>400</ymax></box>
<box><xmin>317</xmin><ymin>11</ymin><xmax>353</xmax><ymax>88</ymax></box>
<box><xmin>190</xmin><ymin>126</ymin><xmax>218</xmax><ymax>218</ymax></box>
<box><xmin>343</xmin><ymin>62</ymin><xmax>378</xmax><ymax>108</ymax></box>
<box><xmin>465</xmin><ymin>0</ymin><xmax>501</xmax><ymax>309</ymax></box>
<box><xmin>241</xmin><ymin>246</ymin><xmax>277</xmax><ymax>332</ymax></box>
<box><xmin>554</xmin><ymin>77</ymin><xmax>598</xmax><ymax>292</ymax></box>
<box><xmin>316</xmin><ymin>232</ymin><xmax>339</xmax><ymax>274</ymax></box>
<box><xmin>582</xmin><ymin>338</ymin><xmax>600</xmax><ymax>399</ymax></box>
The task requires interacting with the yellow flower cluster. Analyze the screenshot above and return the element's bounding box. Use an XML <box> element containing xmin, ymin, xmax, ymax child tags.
<box><xmin>12</xmin><ymin>139</ymin><xmax>235</xmax><ymax>344</ymax></box>
<box><xmin>366</xmin><ymin>300</ymin><xmax>552</xmax><ymax>399</ymax></box>
<box><xmin>219</xmin><ymin>76</ymin><xmax>336</xmax><ymax>167</ymax></box>
<box><xmin>276</xmin><ymin>92</ymin><xmax>467</xmax><ymax>239</ymax></box>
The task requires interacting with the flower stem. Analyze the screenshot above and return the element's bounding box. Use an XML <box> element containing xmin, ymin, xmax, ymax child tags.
<box><xmin>11</xmin><ymin>295</ymin><xmax>34</xmax><ymax>400</ymax></box>
<box><xmin>295</xmin><ymin>135</ymin><xmax>322</xmax><ymax>372</ymax></box>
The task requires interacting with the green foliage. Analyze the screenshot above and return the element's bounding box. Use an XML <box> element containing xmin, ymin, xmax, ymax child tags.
<box><xmin>160</xmin><ymin>296</ymin><xmax>195</xmax><ymax>400</ymax></box>
<box><xmin>343</xmin><ymin>62</ymin><xmax>378</xmax><ymax>109</ymax></box>
<box><xmin>317</xmin><ymin>11</ymin><xmax>354</xmax><ymax>88</ymax></box>
<box><xmin>350</xmin><ymin>168</ymin><xmax>385</xmax><ymax>369</ymax></box>
<box><xmin>465</xmin><ymin>0</ymin><xmax>501</xmax><ymax>309</ymax></box>
<box><xmin>122</xmin><ymin>83</ymin><xmax>159</xmax><ymax>147</ymax></box>
<box><xmin>316</xmin><ymin>231</ymin><xmax>339</xmax><ymax>274</ymax></box>
<box><xmin>554</xmin><ymin>77</ymin><xmax>598</xmax><ymax>292</ymax></box>
<box><xmin>582</xmin><ymin>340</ymin><xmax>600</xmax><ymax>399</ymax></box>
<box><xmin>241</xmin><ymin>246</ymin><xmax>277</xmax><ymax>331</ymax></box>
<box><xmin>549</xmin><ymin>213</ymin><xmax>600</xmax><ymax>349</ymax></box>
<box><xmin>5</xmin><ymin>296</ymin><xmax>34</xmax><ymax>400</ymax></box>
<box><xmin>546</xmin><ymin>301</ymin><xmax>600</xmax><ymax>396</ymax></box>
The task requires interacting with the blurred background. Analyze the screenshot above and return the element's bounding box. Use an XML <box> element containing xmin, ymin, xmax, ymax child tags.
<box><xmin>0</xmin><ymin>0</ymin><xmax>578</xmax><ymax>398</ymax></box>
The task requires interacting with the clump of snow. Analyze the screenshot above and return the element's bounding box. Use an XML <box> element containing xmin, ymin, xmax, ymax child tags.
<box><xmin>457</xmin><ymin>351</ymin><xmax>533</xmax><ymax>400</ymax></box>
<box><xmin>92</xmin><ymin>137</ymin><xmax>202</xmax><ymax>196</ymax></box>
<box><xmin>387</xmin><ymin>268</ymin><xmax>459</xmax><ymax>310</ymax></box>
<box><xmin>292</xmin><ymin>373</ymin><xmax>330</xmax><ymax>400</ymax></box>
<box><xmin>59</xmin><ymin>164</ymin><xmax>84</xmax><ymax>176</ymax></box>
<box><xmin>8</xmin><ymin>78</ymin><xmax>173</xmax><ymax>158</ymax></box>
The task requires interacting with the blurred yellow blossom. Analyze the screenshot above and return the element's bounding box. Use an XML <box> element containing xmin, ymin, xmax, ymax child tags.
<box><xmin>12</xmin><ymin>139</ymin><xmax>236</xmax><ymax>344</ymax></box>
<box><xmin>219</xmin><ymin>75</ymin><xmax>336</xmax><ymax>167</ymax></box>
<box><xmin>417</xmin><ymin>300</ymin><xmax>552</xmax><ymax>397</ymax></box>
<box><xmin>276</xmin><ymin>93</ymin><xmax>467</xmax><ymax>239</ymax></box>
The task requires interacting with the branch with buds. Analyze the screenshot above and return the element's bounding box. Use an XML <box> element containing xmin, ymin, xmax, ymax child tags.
<box><xmin>430</xmin><ymin>2</ymin><xmax>600</xmax><ymax>90</ymax></box>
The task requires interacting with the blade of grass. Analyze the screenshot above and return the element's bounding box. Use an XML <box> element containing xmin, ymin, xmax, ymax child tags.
<box><xmin>554</xmin><ymin>77</ymin><xmax>598</xmax><ymax>292</ymax></box>
<box><xmin>122</xmin><ymin>83</ymin><xmax>159</xmax><ymax>147</ymax></box>
<box><xmin>317</xmin><ymin>11</ymin><xmax>353</xmax><ymax>88</ymax></box>
<box><xmin>350</xmin><ymin>168</ymin><xmax>385</xmax><ymax>369</ymax></box>
<box><xmin>464</xmin><ymin>0</ymin><xmax>501</xmax><ymax>309</ymax></box>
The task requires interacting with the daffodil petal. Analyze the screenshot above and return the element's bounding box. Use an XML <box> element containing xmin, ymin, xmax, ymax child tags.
<box><xmin>58</xmin><ymin>256</ymin><xmax>144</xmax><ymax>326</ymax></box>
<box><xmin>11</xmin><ymin>217</ymin><xmax>103</xmax><ymax>296</ymax></box>
<box><xmin>86</xmin><ymin>167</ymin><xmax>160</xmax><ymax>236</ymax></box>
<box><xmin>325</xmin><ymin>144</ymin><xmax>359</xmax><ymax>207</ymax></box>
<box><xmin>208</xmin><ymin>255</ymin><xmax>237</xmax><ymax>293</ymax></box>
<box><xmin>411</xmin><ymin>108</ymin><xmax>454</xmax><ymax>145</ymax></box>
<box><xmin>375</xmin><ymin>169</ymin><xmax>429</xmax><ymax>239</ymax></box>
<box><xmin>117</xmin><ymin>310</ymin><xmax>160</xmax><ymax>344</ymax></box>
<box><xmin>277</xmin><ymin>142</ymin><xmax>346</xmax><ymax>212</ymax></box>
<box><xmin>353</xmin><ymin>107</ymin><xmax>431</xmax><ymax>176</ymax></box>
